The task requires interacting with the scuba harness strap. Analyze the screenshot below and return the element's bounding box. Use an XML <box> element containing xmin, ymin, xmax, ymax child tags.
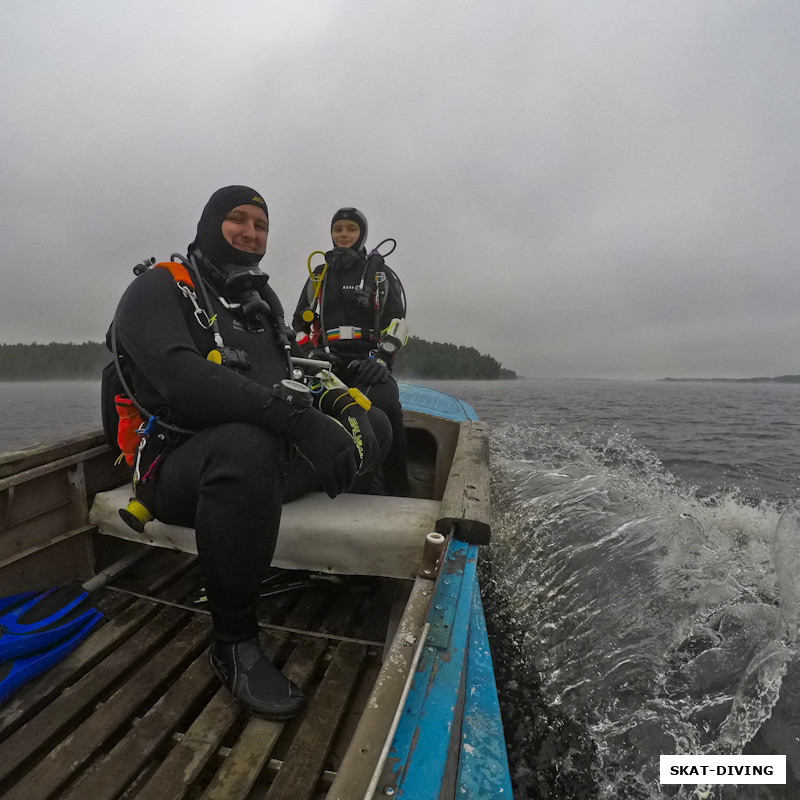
<box><xmin>154</xmin><ymin>260</ymin><xmax>195</xmax><ymax>288</ymax></box>
<box><xmin>308</xmin><ymin>239</ymin><xmax>401</xmax><ymax>353</ymax></box>
<box><xmin>108</xmin><ymin>255</ymin><xmax>292</xmax><ymax>471</ymax></box>
<box><xmin>108</xmin><ymin>253</ymin><xmax>295</xmax><ymax>531</ymax></box>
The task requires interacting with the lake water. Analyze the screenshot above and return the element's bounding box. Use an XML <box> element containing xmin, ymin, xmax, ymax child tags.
<box><xmin>0</xmin><ymin>381</ymin><xmax>104</xmax><ymax>453</ymax></box>
<box><xmin>2</xmin><ymin>377</ymin><xmax>800</xmax><ymax>799</ymax></box>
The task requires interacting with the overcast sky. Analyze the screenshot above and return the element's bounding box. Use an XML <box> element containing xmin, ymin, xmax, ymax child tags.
<box><xmin>2</xmin><ymin>1</ymin><xmax>799</xmax><ymax>379</ymax></box>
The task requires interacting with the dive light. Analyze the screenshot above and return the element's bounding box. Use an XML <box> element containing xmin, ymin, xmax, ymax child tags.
<box><xmin>378</xmin><ymin>318</ymin><xmax>408</xmax><ymax>355</ymax></box>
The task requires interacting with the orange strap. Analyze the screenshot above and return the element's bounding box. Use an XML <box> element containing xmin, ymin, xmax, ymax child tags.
<box><xmin>155</xmin><ymin>261</ymin><xmax>194</xmax><ymax>288</ymax></box>
<box><xmin>111</xmin><ymin>261</ymin><xmax>193</xmax><ymax>467</ymax></box>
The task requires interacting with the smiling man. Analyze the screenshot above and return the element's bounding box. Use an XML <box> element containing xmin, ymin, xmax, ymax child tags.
<box><xmin>221</xmin><ymin>202</ymin><xmax>269</xmax><ymax>254</ymax></box>
<box><xmin>106</xmin><ymin>186</ymin><xmax>389</xmax><ymax>719</ymax></box>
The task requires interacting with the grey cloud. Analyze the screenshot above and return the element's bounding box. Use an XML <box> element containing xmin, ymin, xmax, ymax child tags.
<box><xmin>2</xmin><ymin>1</ymin><xmax>800</xmax><ymax>378</ymax></box>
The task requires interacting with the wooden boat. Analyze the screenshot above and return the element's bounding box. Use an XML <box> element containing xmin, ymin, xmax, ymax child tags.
<box><xmin>0</xmin><ymin>382</ymin><xmax>512</xmax><ymax>799</ymax></box>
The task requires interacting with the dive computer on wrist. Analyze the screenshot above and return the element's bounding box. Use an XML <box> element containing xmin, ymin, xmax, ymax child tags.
<box><xmin>274</xmin><ymin>379</ymin><xmax>313</xmax><ymax>408</ymax></box>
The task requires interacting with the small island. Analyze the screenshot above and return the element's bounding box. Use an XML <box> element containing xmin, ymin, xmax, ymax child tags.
<box><xmin>394</xmin><ymin>337</ymin><xmax>516</xmax><ymax>380</ymax></box>
<box><xmin>0</xmin><ymin>339</ymin><xmax>516</xmax><ymax>381</ymax></box>
<box><xmin>659</xmin><ymin>375</ymin><xmax>800</xmax><ymax>383</ymax></box>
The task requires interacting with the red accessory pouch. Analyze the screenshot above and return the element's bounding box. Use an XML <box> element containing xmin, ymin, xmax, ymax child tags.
<box><xmin>115</xmin><ymin>394</ymin><xmax>143</xmax><ymax>466</ymax></box>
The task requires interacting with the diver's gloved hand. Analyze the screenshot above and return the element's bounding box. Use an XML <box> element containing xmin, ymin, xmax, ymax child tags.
<box><xmin>349</xmin><ymin>356</ymin><xmax>390</xmax><ymax>386</ymax></box>
<box><xmin>338</xmin><ymin>404</ymin><xmax>380</xmax><ymax>474</ymax></box>
<box><xmin>315</xmin><ymin>387</ymin><xmax>380</xmax><ymax>474</ymax></box>
<box><xmin>287</xmin><ymin>408</ymin><xmax>357</xmax><ymax>497</ymax></box>
<box><xmin>308</xmin><ymin>348</ymin><xmax>340</xmax><ymax>368</ymax></box>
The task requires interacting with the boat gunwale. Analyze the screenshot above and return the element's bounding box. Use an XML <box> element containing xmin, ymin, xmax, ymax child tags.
<box><xmin>0</xmin><ymin>390</ymin><xmax>511</xmax><ymax>799</ymax></box>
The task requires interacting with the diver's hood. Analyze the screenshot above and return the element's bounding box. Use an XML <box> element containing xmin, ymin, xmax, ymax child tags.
<box><xmin>331</xmin><ymin>207</ymin><xmax>368</xmax><ymax>253</ymax></box>
<box><xmin>189</xmin><ymin>185</ymin><xmax>268</xmax><ymax>292</ymax></box>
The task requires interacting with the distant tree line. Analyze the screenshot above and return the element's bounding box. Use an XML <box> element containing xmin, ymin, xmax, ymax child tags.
<box><xmin>0</xmin><ymin>342</ymin><xmax>109</xmax><ymax>380</ymax></box>
<box><xmin>660</xmin><ymin>375</ymin><xmax>800</xmax><ymax>383</ymax></box>
<box><xmin>393</xmin><ymin>336</ymin><xmax>516</xmax><ymax>380</ymax></box>
<box><xmin>0</xmin><ymin>339</ymin><xmax>516</xmax><ymax>381</ymax></box>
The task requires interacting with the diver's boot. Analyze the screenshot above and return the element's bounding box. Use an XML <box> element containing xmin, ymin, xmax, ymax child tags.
<box><xmin>209</xmin><ymin>637</ymin><xmax>305</xmax><ymax>719</ymax></box>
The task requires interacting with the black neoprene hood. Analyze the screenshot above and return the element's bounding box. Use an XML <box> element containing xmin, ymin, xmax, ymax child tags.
<box><xmin>191</xmin><ymin>185</ymin><xmax>269</xmax><ymax>268</ymax></box>
<box><xmin>331</xmin><ymin>207</ymin><xmax>368</xmax><ymax>253</ymax></box>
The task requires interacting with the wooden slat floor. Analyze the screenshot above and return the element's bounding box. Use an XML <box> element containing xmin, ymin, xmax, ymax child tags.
<box><xmin>0</xmin><ymin>547</ymin><xmax>395</xmax><ymax>800</ymax></box>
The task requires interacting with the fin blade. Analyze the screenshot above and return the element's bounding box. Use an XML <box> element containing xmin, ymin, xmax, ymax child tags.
<box><xmin>0</xmin><ymin>606</ymin><xmax>101</xmax><ymax>662</ymax></box>
<box><xmin>0</xmin><ymin>591</ymin><xmax>36</xmax><ymax>615</ymax></box>
<box><xmin>0</xmin><ymin>611</ymin><xmax>103</xmax><ymax>705</ymax></box>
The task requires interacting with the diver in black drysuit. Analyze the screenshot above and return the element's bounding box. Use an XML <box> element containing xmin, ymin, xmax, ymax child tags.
<box><xmin>292</xmin><ymin>207</ymin><xmax>410</xmax><ymax>496</ymax></box>
<box><xmin>109</xmin><ymin>186</ymin><xmax>390</xmax><ymax>719</ymax></box>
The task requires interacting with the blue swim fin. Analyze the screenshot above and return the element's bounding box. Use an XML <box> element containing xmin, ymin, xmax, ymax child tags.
<box><xmin>0</xmin><ymin>591</ymin><xmax>36</xmax><ymax>615</ymax></box>
<box><xmin>0</xmin><ymin>581</ymin><xmax>98</xmax><ymax>662</ymax></box>
<box><xmin>0</xmin><ymin>551</ymin><xmax>151</xmax><ymax>705</ymax></box>
<box><xmin>0</xmin><ymin>610</ymin><xmax>103</xmax><ymax>704</ymax></box>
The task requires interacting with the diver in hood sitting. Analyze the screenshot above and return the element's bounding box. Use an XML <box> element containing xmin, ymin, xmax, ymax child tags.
<box><xmin>106</xmin><ymin>186</ymin><xmax>390</xmax><ymax>719</ymax></box>
<box><xmin>293</xmin><ymin>207</ymin><xmax>410</xmax><ymax>496</ymax></box>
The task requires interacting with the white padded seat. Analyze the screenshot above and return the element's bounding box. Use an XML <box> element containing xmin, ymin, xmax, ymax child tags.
<box><xmin>89</xmin><ymin>487</ymin><xmax>441</xmax><ymax>580</ymax></box>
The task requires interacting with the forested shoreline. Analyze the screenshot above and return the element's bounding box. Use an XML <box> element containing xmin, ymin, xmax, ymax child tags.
<box><xmin>0</xmin><ymin>342</ymin><xmax>111</xmax><ymax>380</ymax></box>
<box><xmin>0</xmin><ymin>339</ymin><xmax>516</xmax><ymax>381</ymax></box>
<box><xmin>660</xmin><ymin>375</ymin><xmax>800</xmax><ymax>383</ymax></box>
<box><xmin>394</xmin><ymin>337</ymin><xmax>516</xmax><ymax>379</ymax></box>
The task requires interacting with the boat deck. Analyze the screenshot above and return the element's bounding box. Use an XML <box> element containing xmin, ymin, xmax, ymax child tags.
<box><xmin>0</xmin><ymin>546</ymin><xmax>400</xmax><ymax>800</ymax></box>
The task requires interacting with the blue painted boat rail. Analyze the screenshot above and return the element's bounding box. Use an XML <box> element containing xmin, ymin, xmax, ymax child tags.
<box><xmin>459</xmin><ymin>580</ymin><xmax>513</xmax><ymax>796</ymax></box>
<box><xmin>363</xmin><ymin>381</ymin><xmax>511</xmax><ymax>796</ymax></box>
<box><xmin>381</xmin><ymin>537</ymin><xmax>512</xmax><ymax>798</ymax></box>
<box><xmin>398</xmin><ymin>382</ymin><xmax>479</xmax><ymax>422</ymax></box>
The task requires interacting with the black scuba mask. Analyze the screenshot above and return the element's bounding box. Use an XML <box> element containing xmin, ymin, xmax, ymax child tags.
<box><xmin>222</xmin><ymin>268</ymin><xmax>272</xmax><ymax>322</ymax></box>
<box><xmin>222</xmin><ymin>268</ymin><xmax>269</xmax><ymax>296</ymax></box>
<box><xmin>325</xmin><ymin>246</ymin><xmax>363</xmax><ymax>270</ymax></box>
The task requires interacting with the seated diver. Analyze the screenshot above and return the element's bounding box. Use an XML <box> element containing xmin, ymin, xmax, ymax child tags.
<box><xmin>292</xmin><ymin>207</ymin><xmax>411</xmax><ymax>496</ymax></box>
<box><xmin>106</xmin><ymin>185</ymin><xmax>390</xmax><ymax>719</ymax></box>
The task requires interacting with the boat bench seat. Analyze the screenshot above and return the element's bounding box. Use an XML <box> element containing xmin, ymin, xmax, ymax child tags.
<box><xmin>89</xmin><ymin>487</ymin><xmax>441</xmax><ymax>580</ymax></box>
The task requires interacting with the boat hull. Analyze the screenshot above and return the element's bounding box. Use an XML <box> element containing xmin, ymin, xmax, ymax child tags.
<box><xmin>0</xmin><ymin>383</ymin><xmax>512</xmax><ymax>798</ymax></box>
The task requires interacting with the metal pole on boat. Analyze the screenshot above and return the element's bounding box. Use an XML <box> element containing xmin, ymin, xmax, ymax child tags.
<box><xmin>363</xmin><ymin>621</ymin><xmax>431</xmax><ymax>799</ymax></box>
<box><xmin>81</xmin><ymin>548</ymin><xmax>151</xmax><ymax>593</ymax></box>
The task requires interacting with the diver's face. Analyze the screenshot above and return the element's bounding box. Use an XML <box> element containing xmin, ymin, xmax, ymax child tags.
<box><xmin>221</xmin><ymin>204</ymin><xmax>269</xmax><ymax>254</ymax></box>
<box><xmin>331</xmin><ymin>219</ymin><xmax>361</xmax><ymax>249</ymax></box>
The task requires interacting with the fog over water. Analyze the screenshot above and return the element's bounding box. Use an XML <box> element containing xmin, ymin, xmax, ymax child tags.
<box><xmin>3</xmin><ymin>2</ymin><xmax>800</xmax><ymax>379</ymax></box>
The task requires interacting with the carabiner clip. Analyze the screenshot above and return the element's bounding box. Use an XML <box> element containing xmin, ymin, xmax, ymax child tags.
<box><xmin>194</xmin><ymin>307</ymin><xmax>212</xmax><ymax>329</ymax></box>
<box><xmin>136</xmin><ymin>415</ymin><xmax>159</xmax><ymax>436</ymax></box>
<box><xmin>178</xmin><ymin>283</ymin><xmax>213</xmax><ymax>329</ymax></box>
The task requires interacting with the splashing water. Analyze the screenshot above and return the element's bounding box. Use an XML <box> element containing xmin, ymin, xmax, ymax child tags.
<box><xmin>772</xmin><ymin>504</ymin><xmax>800</xmax><ymax>646</ymax></box>
<box><xmin>677</xmin><ymin>505</ymin><xmax>800</xmax><ymax>800</ymax></box>
<box><xmin>481</xmin><ymin>420</ymin><xmax>800</xmax><ymax>799</ymax></box>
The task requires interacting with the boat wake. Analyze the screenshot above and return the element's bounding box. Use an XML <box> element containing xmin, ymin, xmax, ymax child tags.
<box><xmin>481</xmin><ymin>420</ymin><xmax>800</xmax><ymax>799</ymax></box>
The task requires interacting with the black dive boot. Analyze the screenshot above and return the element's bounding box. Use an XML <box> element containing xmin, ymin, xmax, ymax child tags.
<box><xmin>209</xmin><ymin>637</ymin><xmax>305</xmax><ymax>719</ymax></box>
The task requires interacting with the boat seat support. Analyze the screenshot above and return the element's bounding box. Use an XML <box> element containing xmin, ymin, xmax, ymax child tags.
<box><xmin>89</xmin><ymin>488</ymin><xmax>441</xmax><ymax>580</ymax></box>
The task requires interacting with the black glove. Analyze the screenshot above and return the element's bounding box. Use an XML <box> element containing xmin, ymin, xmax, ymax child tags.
<box><xmin>316</xmin><ymin>388</ymin><xmax>380</xmax><ymax>474</ymax></box>
<box><xmin>286</xmin><ymin>407</ymin><xmax>357</xmax><ymax>497</ymax></box>
<box><xmin>349</xmin><ymin>356</ymin><xmax>390</xmax><ymax>386</ymax></box>
<box><xmin>308</xmin><ymin>348</ymin><xmax>340</xmax><ymax>369</ymax></box>
<box><xmin>339</xmin><ymin>404</ymin><xmax>380</xmax><ymax>474</ymax></box>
